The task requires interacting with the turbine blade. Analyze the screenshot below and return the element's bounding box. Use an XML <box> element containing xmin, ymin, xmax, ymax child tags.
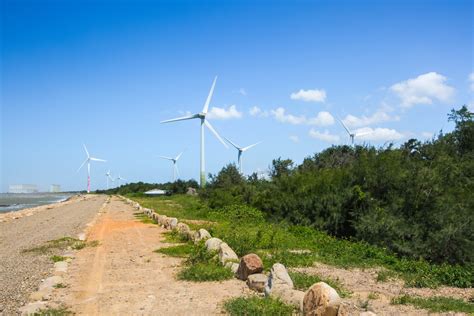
<box><xmin>159</xmin><ymin>156</ymin><xmax>174</xmax><ymax>160</ymax></box>
<box><xmin>337</xmin><ymin>116</ymin><xmax>352</xmax><ymax>135</ymax></box>
<box><xmin>90</xmin><ymin>157</ymin><xmax>106</xmax><ymax>162</ymax></box>
<box><xmin>204</xmin><ymin>120</ymin><xmax>228</xmax><ymax>148</ymax></box>
<box><xmin>160</xmin><ymin>114</ymin><xmax>199</xmax><ymax>124</ymax></box>
<box><xmin>242</xmin><ymin>141</ymin><xmax>262</xmax><ymax>152</ymax></box>
<box><xmin>223</xmin><ymin>136</ymin><xmax>241</xmax><ymax>150</ymax></box>
<box><xmin>76</xmin><ymin>158</ymin><xmax>88</xmax><ymax>173</ymax></box>
<box><xmin>83</xmin><ymin>144</ymin><xmax>90</xmax><ymax>158</ymax></box>
<box><xmin>202</xmin><ymin>76</ymin><xmax>217</xmax><ymax>114</ymax></box>
<box><xmin>355</xmin><ymin>131</ymin><xmax>373</xmax><ymax>137</ymax></box>
<box><xmin>175</xmin><ymin>151</ymin><xmax>184</xmax><ymax>161</ymax></box>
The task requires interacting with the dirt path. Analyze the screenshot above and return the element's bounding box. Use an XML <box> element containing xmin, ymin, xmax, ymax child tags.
<box><xmin>50</xmin><ymin>196</ymin><xmax>247</xmax><ymax>315</ymax></box>
<box><xmin>0</xmin><ymin>194</ymin><xmax>106</xmax><ymax>315</ymax></box>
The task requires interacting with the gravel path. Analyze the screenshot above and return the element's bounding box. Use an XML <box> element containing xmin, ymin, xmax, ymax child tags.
<box><xmin>0</xmin><ymin>194</ymin><xmax>107</xmax><ymax>315</ymax></box>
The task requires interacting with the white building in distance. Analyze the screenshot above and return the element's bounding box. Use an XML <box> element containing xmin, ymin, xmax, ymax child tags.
<box><xmin>8</xmin><ymin>184</ymin><xmax>38</xmax><ymax>194</ymax></box>
<box><xmin>50</xmin><ymin>184</ymin><xmax>61</xmax><ymax>192</ymax></box>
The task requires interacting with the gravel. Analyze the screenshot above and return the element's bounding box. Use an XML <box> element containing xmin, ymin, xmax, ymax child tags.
<box><xmin>0</xmin><ymin>194</ymin><xmax>106</xmax><ymax>315</ymax></box>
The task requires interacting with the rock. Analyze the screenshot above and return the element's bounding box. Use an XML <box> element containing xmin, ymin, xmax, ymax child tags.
<box><xmin>236</xmin><ymin>253</ymin><xmax>263</xmax><ymax>280</ymax></box>
<box><xmin>177</xmin><ymin>223</ymin><xmax>191</xmax><ymax>236</ymax></box>
<box><xmin>359</xmin><ymin>312</ymin><xmax>376</xmax><ymax>316</ymax></box>
<box><xmin>303</xmin><ymin>282</ymin><xmax>341</xmax><ymax>316</ymax></box>
<box><xmin>54</xmin><ymin>261</ymin><xmax>68</xmax><ymax>273</ymax></box>
<box><xmin>168</xmin><ymin>217</ymin><xmax>178</xmax><ymax>230</ymax></box>
<box><xmin>265</xmin><ymin>263</ymin><xmax>293</xmax><ymax>296</ymax></box>
<box><xmin>275</xmin><ymin>288</ymin><xmax>305</xmax><ymax>311</ymax></box>
<box><xmin>77</xmin><ymin>233</ymin><xmax>86</xmax><ymax>241</ymax></box>
<box><xmin>157</xmin><ymin>215</ymin><xmax>168</xmax><ymax>226</ymax></box>
<box><xmin>225</xmin><ymin>261</ymin><xmax>240</xmax><ymax>274</ymax></box>
<box><xmin>194</xmin><ymin>229</ymin><xmax>211</xmax><ymax>242</ymax></box>
<box><xmin>247</xmin><ymin>273</ymin><xmax>268</xmax><ymax>292</ymax></box>
<box><xmin>218</xmin><ymin>242</ymin><xmax>239</xmax><ymax>265</ymax></box>
<box><xmin>205</xmin><ymin>238</ymin><xmax>223</xmax><ymax>252</ymax></box>
<box><xmin>187</xmin><ymin>230</ymin><xmax>196</xmax><ymax>241</ymax></box>
<box><xmin>39</xmin><ymin>276</ymin><xmax>63</xmax><ymax>291</ymax></box>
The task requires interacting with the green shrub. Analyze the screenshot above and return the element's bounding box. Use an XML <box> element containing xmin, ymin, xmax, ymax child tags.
<box><xmin>224</xmin><ymin>296</ymin><xmax>296</xmax><ymax>316</ymax></box>
<box><xmin>289</xmin><ymin>271</ymin><xmax>351</xmax><ymax>298</ymax></box>
<box><xmin>50</xmin><ymin>255</ymin><xmax>66</xmax><ymax>263</ymax></box>
<box><xmin>392</xmin><ymin>295</ymin><xmax>474</xmax><ymax>313</ymax></box>
<box><xmin>177</xmin><ymin>261</ymin><xmax>234</xmax><ymax>282</ymax></box>
<box><xmin>155</xmin><ymin>244</ymin><xmax>194</xmax><ymax>258</ymax></box>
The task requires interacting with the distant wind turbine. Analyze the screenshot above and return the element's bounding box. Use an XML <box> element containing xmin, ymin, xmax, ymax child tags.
<box><xmin>224</xmin><ymin>137</ymin><xmax>261</xmax><ymax>174</ymax></box>
<box><xmin>160</xmin><ymin>151</ymin><xmax>184</xmax><ymax>182</ymax></box>
<box><xmin>337</xmin><ymin>117</ymin><xmax>372</xmax><ymax>146</ymax></box>
<box><xmin>105</xmin><ymin>170</ymin><xmax>114</xmax><ymax>189</ymax></box>
<box><xmin>77</xmin><ymin>144</ymin><xmax>106</xmax><ymax>193</ymax></box>
<box><xmin>160</xmin><ymin>76</ymin><xmax>228</xmax><ymax>187</ymax></box>
<box><xmin>116</xmin><ymin>175</ymin><xmax>126</xmax><ymax>187</ymax></box>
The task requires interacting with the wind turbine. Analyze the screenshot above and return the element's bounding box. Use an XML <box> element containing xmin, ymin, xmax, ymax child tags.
<box><xmin>337</xmin><ymin>117</ymin><xmax>372</xmax><ymax>146</ymax></box>
<box><xmin>77</xmin><ymin>144</ymin><xmax>106</xmax><ymax>193</ymax></box>
<box><xmin>105</xmin><ymin>170</ymin><xmax>114</xmax><ymax>189</ymax></box>
<box><xmin>116</xmin><ymin>175</ymin><xmax>126</xmax><ymax>187</ymax></box>
<box><xmin>160</xmin><ymin>76</ymin><xmax>228</xmax><ymax>187</ymax></box>
<box><xmin>160</xmin><ymin>151</ymin><xmax>184</xmax><ymax>182</ymax></box>
<box><xmin>224</xmin><ymin>137</ymin><xmax>261</xmax><ymax>174</ymax></box>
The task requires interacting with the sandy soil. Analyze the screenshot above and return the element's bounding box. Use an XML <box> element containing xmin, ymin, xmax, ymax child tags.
<box><xmin>0</xmin><ymin>194</ymin><xmax>106</xmax><ymax>315</ymax></box>
<box><xmin>49</xmin><ymin>196</ymin><xmax>248</xmax><ymax>315</ymax></box>
<box><xmin>294</xmin><ymin>263</ymin><xmax>473</xmax><ymax>315</ymax></box>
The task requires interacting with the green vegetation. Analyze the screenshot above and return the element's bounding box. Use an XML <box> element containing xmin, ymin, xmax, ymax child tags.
<box><xmin>162</xmin><ymin>230</ymin><xmax>189</xmax><ymax>243</ymax></box>
<box><xmin>133</xmin><ymin>212</ymin><xmax>155</xmax><ymax>224</ymax></box>
<box><xmin>97</xmin><ymin>179</ymin><xmax>198</xmax><ymax>195</ymax></box>
<box><xmin>392</xmin><ymin>295</ymin><xmax>474</xmax><ymax>314</ymax></box>
<box><xmin>23</xmin><ymin>237</ymin><xmax>99</xmax><ymax>254</ymax></box>
<box><xmin>53</xmin><ymin>283</ymin><xmax>68</xmax><ymax>289</ymax></box>
<box><xmin>289</xmin><ymin>271</ymin><xmax>351</xmax><ymax>298</ymax></box>
<box><xmin>50</xmin><ymin>255</ymin><xmax>66</xmax><ymax>262</ymax></box>
<box><xmin>155</xmin><ymin>244</ymin><xmax>194</xmax><ymax>258</ymax></box>
<box><xmin>33</xmin><ymin>306</ymin><xmax>72</xmax><ymax>316</ymax></box>
<box><xmin>224</xmin><ymin>296</ymin><xmax>296</xmax><ymax>316</ymax></box>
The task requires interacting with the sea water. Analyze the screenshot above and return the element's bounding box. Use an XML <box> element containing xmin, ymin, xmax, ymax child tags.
<box><xmin>0</xmin><ymin>193</ymin><xmax>74</xmax><ymax>213</ymax></box>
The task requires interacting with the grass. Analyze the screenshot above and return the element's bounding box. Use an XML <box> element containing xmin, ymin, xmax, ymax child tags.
<box><xmin>53</xmin><ymin>283</ymin><xmax>68</xmax><ymax>289</ymax></box>
<box><xmin>162</xmin><ymin>230</ymin><xmax>188</xmax><ymax>243</ymax></box>
<box><xmin>32</xmin><ymin>306</ymin><xmax>72</xmax><ymax>315</ymax></box>
<box><xmin>368</xmin><ymin>292</ymin><xmax>379</xmax><ymax>300</ymax></box>
<box><xmin>133</xmin><ymin>212</ymin><xmax>155</xmax><ymax>224</ymax></box>
<box><xmin>289</xmin><ymin>271</ymin><xmax>352</xmax><ymax>298</ymax></box>
<box><xmin>224</xmin><ymin>296</ymin><xmax>296</xmax><ymax>316</ymax></box>
<box><xmin>127</xmin><ymin>194</ymin><xmax>473</xmax><ymax>289</ymax></box>
<box><xmin>23</xmin><ymin>237</ymin><xmax>100</xmax><ymax>254</ymax></box>
<box><xmin>155</xmin><ymin>244</ymin><xmax>194</xmax><ymax>258</ymax></box>
<box><xmin>50</xmin><ymin>255</ymin><xmax>66</xmax><ymax>262</ymax></box>
<box><xmin>177</xmin><ymin>261</ymin><xmax>234</xmax><ymax>282</ymax></box>
<box><xmin>392</xmin><ymin>295</ymin><xmax>474</xmax><ymax>314</ymax></box>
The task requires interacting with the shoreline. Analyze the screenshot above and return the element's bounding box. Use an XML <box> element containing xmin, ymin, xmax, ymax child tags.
<box><xmin>0</xmin><ymin>194</ymin><xmax>82</xmax><ymax>223</ymax></box>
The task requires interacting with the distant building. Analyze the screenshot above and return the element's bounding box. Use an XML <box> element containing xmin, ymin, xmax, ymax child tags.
<box><xmin>8</xmin><ymin>184</ymin><xmax>38</xmax><ymax>194</ymax></box>
<box><xmin>186</xmin><ymin>187</ymin><xmax>198</xmax><ymax>196</ymax></box>
<box><xmin>144</xmin><ymin>189</ymin><xmax>168</xmax><ymax>195</ymax></box>
<box><xmin>50</xmin><ymin>184</ymin><xmax>61</xmax><ymax>192</ymax></box>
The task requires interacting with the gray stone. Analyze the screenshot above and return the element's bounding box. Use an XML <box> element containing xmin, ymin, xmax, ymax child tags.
<box><xmin>218</xmin><ymin>242</ymin><xmax>238</xmax><ymax>265</ymax></box>
<box><xmin>194</xmin><ymin>228</ymin><xmax>211</xmax><ymax>242</ymax></box>
<box><xmin>168</xmin><ymin>217</ymin><xmax>178</xmax><ymax>230</ymax></box>
<box><xmin>265</xmin><ymin>263</ymin><xmax>293</xmax><ymax>296</ymax></box>
<box><xmin>205</xmin><ymin>238</ymin><xmax>223</xmax><ymax>252</ymax></box>
<box><xmin>246</xmin><ymin>273</ymin><xmax>268</xmax><ymax>292</ymax></box>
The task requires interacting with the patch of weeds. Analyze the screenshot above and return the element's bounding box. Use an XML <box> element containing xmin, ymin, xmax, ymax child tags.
<box><xmin>87</xmin><ymin>240</ymin><xmax>100</xmax><ymax>247</ymax></box>
<box><xmin>368</xmin><ymin>292</ymin><xmax>379</xmax><ymax>300</ymax></box>
<box><xmin>177</xmin><ymin>261</ymin><xmax>233</xmax><ymax>281</ymax></box>
<box><xmin>133</xmin><ymin>212</ymin><xmax>155</xmax><ymax>224</ymax></box>
<box><xmin>376</xmin><ymin>270</ymin><xmax>398</xmax><ymax>282</ymax></box>
<box><xmin>224</xmin><ymin>296</ymin><xmax>296</xmax><ymax>316</ymax></box>
<box><xmin>53</xmin><ymin>283</ymin><xmax>68</xmax><ymax>289</ymax></box>
<box><xmin>358</xmin><ymin>299</ymin><xmax>370</xmax><ymax>311</ymax></box>
<box><xmin>50</xmin><ymin>255</ymin><xmax>66</xmax><ymax>263</ymax></box>
<box><xmin>23</xmin><ymin>237</ymin><xmax>85</xmax><ymax>254</ymax></box>
<box><xmin>391</xmin><ymin>295</ymin><xmax>474</xmax><ymax>314</ymax></box>
<box><xmin>289</xmin><ymin>271</ymin><xmax>351</xmax><ymax>298</ymax></box>
<box><xmin>154</xmin><ymin>244</ymin><xmax>194</xmax><ymax>258</ymax></box>
<box><xmin>162</xmin><ymin>230</ymin><xmax>188</xmax><ymax>243</ymax></box>
<box><xmin>33</xmin><ymin>306</ymin><xmax>72</xmax><ymax>315</ymax></box>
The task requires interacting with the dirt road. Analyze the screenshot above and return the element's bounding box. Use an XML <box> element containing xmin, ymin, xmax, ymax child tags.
<box><xmin>50</xmin><ymin>196</ymin><xmax>247</xmax><ymax>315</ymax></box>
<box><xmin>0</xmin><ymin>194</ymin><xmax>106</xmax><ymax>315</ymax></box>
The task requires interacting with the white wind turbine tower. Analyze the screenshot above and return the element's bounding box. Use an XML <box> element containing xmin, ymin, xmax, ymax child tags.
<box><xmin>116</xmin><ymin>175</ymin><xmax>126</xmax><ymax>187</ymax></box>
<box><xmin>105</xmin><ymin>170</ymin><xmax>114</xmax><ymax>189</ymax></box>
<box><xmin>224</xmin><ymin>137</ymin><xmax>261</xmax><ymax>174</ymax></box>
<box><xmin>77</xmin><ymin>144</ymin><xmax>106</xmax><ymax>193</ymax></box>
<box><xmin>160</xmin><ymin>151</ymin><xmax>184</xmax><ymax>182</ymax></box>
<box><xmin>161</xmin><ymin>76</ymin><xmax>228</xmax><ymax>187</ymax></box>
<box><xmin>337</xmin><ymin>117</ymin><xmax>372</xmax><ymax>146</ymax></box>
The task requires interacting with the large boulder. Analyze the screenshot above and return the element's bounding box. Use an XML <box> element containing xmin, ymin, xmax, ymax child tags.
<box><xmin>276</xmin><ymin>288</ymin><xmax>305</xmax><ymax>311</ymax></box>
<box><xmin>218</xmin><ymin>242</ymin><xmax>238</xmax><ymax>265</ymax></box>
<box><xmin>265</xmin><ymin>263</ymin><xmax>293</xmax><ymax>296</ymax></box>
<box><xmin>168</xmin><ymin>217</ymin><xmax>178</xmax><ymax>230</ymax></box>
<box><xmin>176</xmin><ymin>223</ymin><xmax>191</xmax><ymax>236</ymax></box>
<box><xmin>236</xmin><ymin>253</ymin><xmax>263</xmax><ymax>280</ymax></box>
<box><xmin>157</xmin><ymin>215</ymin><xmax>168</xmax><ymax>226</ymax></box>
<box><xmin>247</xmin><ymin>273</ymin><xmax>268</xmax><ymax>292</ymax></box>
<box><xmin>194</xmin><ymin>228</ymin><xmax>211</xmax><ymax>242</ymax></box>
<box><xmin>303</xmin><ymin>282</ymin><xmax>341</xmax><ymax>316</ymax></box>
<box><xmin>205</xmin><ymin>237</ymin><xmax>223</xmax><ymax>252</ymax></box>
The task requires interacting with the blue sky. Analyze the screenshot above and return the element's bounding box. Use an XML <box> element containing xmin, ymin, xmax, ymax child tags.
<box><xmin>1</xmin><ymin>0</ymin><xmax>473</xmax><ymax>192</ymax></box>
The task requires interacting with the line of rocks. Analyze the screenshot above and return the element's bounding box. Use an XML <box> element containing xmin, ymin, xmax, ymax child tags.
<box><xmin>121</xmin><ymin>196</ymin><xmax>355</xmax><ymax>316</ymax></box>
<box><xmin>19</xmin><ymin>196</ymin><xmax>111</xmax><ymax>315</ymax></box>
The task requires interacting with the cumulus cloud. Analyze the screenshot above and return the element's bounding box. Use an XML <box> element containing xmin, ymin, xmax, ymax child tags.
<box><xmin>207</xmin><ymin>105</ymin><xmax>242</xmax><ymax>120</ymax></box>
<box><xmin>469</xmin><ymin>72</ymin><xmax>474</xmax><ymax>91</ymax></box>
<box><xmin>290</xmin><ymin>89</ymin><xmax>327</xmax><ymax>102</ymax></box>
<box><xmin>289</xmin><ymin>135</ymin><xmax>300</xmax><ymax>143</ymax></box>
<box><xmin>354</xmin><ymin>127</ymin><xmax>405</xmax><ymax>141</ymax></box>
<box><xmin>342</xmin><ymin>109</ymin><xmax>400</xmax><ymax>128</ymax></box>
<box><xmin>309</xmin><ymin>129</ymin><xmax>340</xmax><ymax>142</ymax></box>
<box><xmin>271</xmin><ymin>107</ymin><xmax>334</xmax><ymax>126</ymax></box>
<box><xmin>390</xmin><ymin>72</ymin><xmax>455</xmax><ymax>107</ymax></box>
<box><xmin>249</xmin><ymin>106</ymin><xmax>269</xmax><ymax>117</ymax></box>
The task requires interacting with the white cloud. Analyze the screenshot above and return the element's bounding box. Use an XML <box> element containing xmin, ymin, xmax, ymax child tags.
<box><xmin>309</xmin><ymin>129</ymin><xmax>340</xmax><ymax>142</ymax></box>
<box><xmin>207</xmin><ymin>105</ymin><xmax>242</xmax><ymax>120</ymax></box>
<box><xmin>271</xmin><ymin>107</ymin><xmax>334</xmax><ymax>126</ymax></box>
<box><xmin>289</xmin><ymin>135</ymin><xmax>300</xmax><ymax>143</ymax></box>
<box><xmin>390</xmin><ymin>72</ymin><xmax>455</xmax><ymax>107</ymax></box>
<box><xmin>290</xmin><ymin>89</ymin><xmax>327</xmax><ymax>102</ymax></box>
<box><xmin>342</xmin><ymin>109</ymin><xmax>400</xmax><ymax>128</ymax></box>
<box><xmin>421</xmin><ymin>131</ymin><xmax>434</xmax><ymax>139</ymax></box>
<box><xmin>354</xmin><ymin>127</ymin><xmax>405</xmax><ymax>141</ymax></box>
<box><xmin>469</xmin><ymin>72</ymin><xmax>474</xmax><ymax>92</ymax></box>
<box><xmin>249</xmin><ymin>106</ymin><xmax>269</xmax><ymax>117</ymax></box>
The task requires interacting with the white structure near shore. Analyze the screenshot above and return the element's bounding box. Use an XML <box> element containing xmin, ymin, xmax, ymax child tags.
<box><xmin>50</xmin><ymin>184</ymin><xmax>61</xmax><ymax>192</ymax></box>
<box><xmin>8</xmin><ymin>184</ymin><xmax>38</xmax><ymax>193</ymax></box>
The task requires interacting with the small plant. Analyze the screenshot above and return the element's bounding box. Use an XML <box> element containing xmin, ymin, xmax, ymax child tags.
<box><xmin>162</xmin><ymin>230</ymin><xmax>188</xmax><ymax>243</ymax></box>
<box><xmin>358</xmin><ymin>299</ymin><xmax>370</xmax><ymax>311</ymax></box>
<box><xmin>50</xmin><ymin>255</ymin><xmax>66</xmax><ymax>263</ymax></box>
<box><xmin>392</xmin><ymin>295</ymin><xmax>474</xmax><ymax>314</ymax></box>
<box><xmin>177</xmin><ymin>261</ymin><xmax>234</xmax><ymax>282</ymax></box>
<box><xmin>224</xmin><ymin>296</ymin><xmax>296</xmax><ymax>316</ymax></box>
<box><xmin>53</xmin><ymin>283</ymin><xmax>68</xmax><ymax>289</ymax></box>
<box><xmin>33</xmin><ymin>306</ymin><xmax>72</xmax><ymax>315</ymax></box>
<box><xmin>289</xmin><ymin>271</ymin><xmax>351</xmax><ymax>298</ymax></box>
<box><xmin>133</xmin><ymin>212</ymin><xmax>155</xmax><ymax>224</ymax></box>
<box><xmin>87</xmin><ymin>240</ymin><xmax>100</xmax><ymax>247</ymax></box>
<box><xmin>154</xmin><ymin>244</ymin><xmax>194</xmax><ymax>258</ymax></box>
<box><xmin>376</xmin><ymin>270</ymin><xmax>398</xmax><ymax>282</ymax></box>
<box><xmin>368</xmin><ymin>292</ymin><xmax>379</xmax><ymax>300</ymax></box>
